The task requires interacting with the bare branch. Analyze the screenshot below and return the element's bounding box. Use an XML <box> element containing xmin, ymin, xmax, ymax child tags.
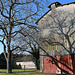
<box><xmin>45</xmin><ymin>40</ymin><xmax>69</xmax><ymax>53</ymax></box>
<box><xmin>69</xmin><ymin>30</ymin><xmax>75</xmax><ymax>37</ymax></box>
<box><xmin>0</xmin><ymin>1</ymin><xmax>9</xmax><ymax>18</ymax></box>
<box><xmin>72</xmin><ymin>40</ymin><xmax>75</xmax><ymax>46</ymax></box>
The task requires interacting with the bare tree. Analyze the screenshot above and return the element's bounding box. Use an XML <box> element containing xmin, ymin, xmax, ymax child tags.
<box><xmin>0</xmin><ymin>0</ymin><xmax>50</xmax><ymax>73</ymax></box>
<box><xmin>12</xmin><ymin>28</ymin><xmax>40</xmax><ymax>69</ymax></box>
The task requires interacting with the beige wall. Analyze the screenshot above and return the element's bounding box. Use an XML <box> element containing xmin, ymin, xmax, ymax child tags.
<box><xmin>38</xmin><ymin>3</ymin><xmax>75</xmax><ymax>72</ymax></box>
<box><xmin>38</xmin><ymin>3</ymin><xmax>75</xmax><ymax>52</ymax></box>
<box><xmin>16</xmin><ymin>61</ymin><xmax>36</xmax><ymax>69</ymax></box>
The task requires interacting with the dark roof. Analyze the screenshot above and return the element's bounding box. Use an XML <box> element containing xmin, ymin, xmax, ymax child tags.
<box><xmin>36</xmin><ymin>2</ymin><xmax>75</xmax><ymax>24</ymax></box>
<box><xmin>35</xmin><ymin>9</ymin><xmax>51</xmax><ymax>24</ymax></box>
<box><xmin>63</xmin><ymin>2</ymin><xmax>75</xmax><ymax>6</ymax></box>
<box><xmin>48</xmin><ymin>2</ymin><xmax>62</xmax><ymax>8</ymax></box>
<box><xmin>14</xmin><ymin>55</ymin><xmax>33</xmax><ymax>62</ymax></box>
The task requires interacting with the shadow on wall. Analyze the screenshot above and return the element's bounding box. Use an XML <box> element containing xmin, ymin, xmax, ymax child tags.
<box><xmin>40</xmin><ymin>47</ymin><xmax>75</xmax><ymax>74</ymax></box>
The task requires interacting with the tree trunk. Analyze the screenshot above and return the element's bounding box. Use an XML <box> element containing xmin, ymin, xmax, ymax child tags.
<box><xmin>7</xmin><ymin>51</ymin><xmax>12</xmax><ymax>73</ymax></box>
<box><xmin>36</xmin><ymin>59</ymin><xmax>40</xmax><ymax>70</ymax></box>
<box><xmin>34</xmin><ymin>58</ymin><xmax>40</xmax><ymax>70</ymax></box>
<box><xmin>71</xmin><ymin>54</ymin><xmax>75</xmax><ymax>74</ymax></box>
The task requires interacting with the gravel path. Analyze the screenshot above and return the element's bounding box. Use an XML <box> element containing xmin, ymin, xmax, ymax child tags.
<box><xmin>33</xmin><ymin>73</ymin><xmax>73</xmax><ymax>75</ymax></box>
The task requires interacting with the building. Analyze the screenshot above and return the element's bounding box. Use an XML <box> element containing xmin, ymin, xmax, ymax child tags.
<box><xmin>12</xmin><ymin>54</ymin><xmax>36</xmax><ymax>69</ymax></box>
<box><xmin>36</xmin><ymin>2</ymin><xmax>75</xmax><ymax>74</ymax></box>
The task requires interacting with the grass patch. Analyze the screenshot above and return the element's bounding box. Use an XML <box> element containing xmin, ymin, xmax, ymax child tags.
<box><xmin>0</xmin><ymin>69</ymin><xmax>6</xmax><ymax>73</ymax></box>
<box><xmin>0</xmin><ymin>73</ymin><xmax>32</xmax><ymax>75</ymax></box>
<box><xmin>0</xmin><ymin>69</ymin><xmax>39</xmax><ymax>75</ymax></box>
<box><xmin>0</xmin><ymin>69</ymin><xmax>37</xmax><ymax>73</ymax></box>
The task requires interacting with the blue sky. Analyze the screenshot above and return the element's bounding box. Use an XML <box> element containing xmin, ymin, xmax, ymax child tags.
<box><xmin>0</xmin><ymin>0</ymin><xmax>75</xmax><ymax>54</ymax></box>
<box><xmin>50</xmin><ymin>0</ymin><xmax>75</xmax><ymax>4</ymax></box>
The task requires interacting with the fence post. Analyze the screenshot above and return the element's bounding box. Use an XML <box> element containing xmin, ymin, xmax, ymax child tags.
<box><xmin>24</xmin><ymin>65</ymin><xmax>25</xmax><ymax>72</ymax></box>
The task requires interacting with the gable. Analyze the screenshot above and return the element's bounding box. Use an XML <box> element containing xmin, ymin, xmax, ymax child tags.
<box><xmin>36</xmin><ymin>2</ymin><xmax>75</xmax><ymax>24</ymax></box>
<box><xmin>38</xmin><ymin>2</ymin><xmax>75</xmax><ymax>55</ymax></box>
<box><xmin>38</xmin><ymin>3</ymin><xmax>75</xmax><ymax>39</ymax></box>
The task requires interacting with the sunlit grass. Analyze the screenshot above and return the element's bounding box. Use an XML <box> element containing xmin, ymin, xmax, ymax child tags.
<box><xmin>0</xmin><ymin>69</ymin><xmax>37</xmax><ymax>73</ymax></box>
<box><xmin>0</xmin><ymin>73</ymin><xmax>32</xmax><ymax>75</ymax></box>
<box><xmin>0</xmin><ymin>69</ymin><xmax>37</xmax><ymax>75</ymax></box>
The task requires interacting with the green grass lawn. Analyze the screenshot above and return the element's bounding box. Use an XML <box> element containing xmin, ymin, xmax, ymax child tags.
<box><xmin>0</xmin><ymin>73</ymin><xmax>32</xmax><ymax>75</ymax></box>
<box><xmin>0</xmin><ymin>69</ymin><xmax>38</xmax><ymax>75</ymax></box>
<box><xmin>0</xmin><ymin>69</ymin><xmax>37</xmax><ymax>73</ymax></box>
<box><xmin>0</xmin><ymin>70</ymin><xmax>73</xmax><ymax>75</ymax></box>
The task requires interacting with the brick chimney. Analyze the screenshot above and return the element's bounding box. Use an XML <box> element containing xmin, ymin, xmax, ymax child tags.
<box><xmin>48</xmin><ymin>2</ymin><xmax>62</xmax><ymax>10</ymax></box>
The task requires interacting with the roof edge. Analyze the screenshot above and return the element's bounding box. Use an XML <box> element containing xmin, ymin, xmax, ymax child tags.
<box><xmin>48</xmin><ymin>2</ymin><xmax>62</xmax><ymax>9</ymax></box>
<box><xmin>35</xmin><ymin>2</ymin><xmax>75</xmax><ymax>24</ymax></box>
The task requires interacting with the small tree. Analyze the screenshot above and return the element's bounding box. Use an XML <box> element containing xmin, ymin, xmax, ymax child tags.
<box><xmin>12</xmin><ymin>28</ymin><xmax>40</xmax><ymax>69</ymax></box>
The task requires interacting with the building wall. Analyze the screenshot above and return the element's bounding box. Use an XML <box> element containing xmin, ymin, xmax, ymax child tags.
<box><xmin>38</xmin><ymin>3</ymin><xmax>75</xmax><ymax>73</ymax></box>
<box><xmin>38</xmin><ymin>3</ymin><xmax>75</xmax><ymax>52</ymax></box>
<box><xmin>16</xmin><ymin>61</ymin><xmax>36</xmax><ymax>69</ymax></box>
<box><xmin>44</xmin><ymin>54</ymin><xmax>75</xmax><ymax>74</ymax></box>
<box><xmin>38</xmin><ymin>4</ymin><xmax>75</xmax><ymax>38</ymax></box>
